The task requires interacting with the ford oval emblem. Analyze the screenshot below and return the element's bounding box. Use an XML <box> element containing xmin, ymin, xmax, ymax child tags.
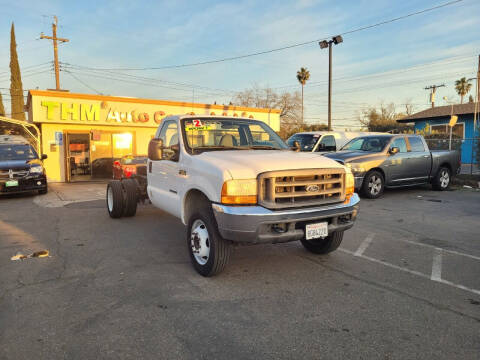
<box><xmin>306</xmin><ymin>184</ymin><xmax>319</xmax><ymax>192</ymax></box>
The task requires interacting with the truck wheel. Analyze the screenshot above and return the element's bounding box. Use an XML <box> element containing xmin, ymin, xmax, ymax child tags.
<box><xmin>361</xmin><ymin>170</ymin><xmax>384</xmax><ymax>199</ymax></box>
<box><xmin>122</xmin><ymin>178</ymin><xmax>138</xmax><ymax>217</ymax></box>
<box><xmin>432</xmin><ymin>167</ymin><xmax>451</xmax><ymax>191</ymax></box>
<box><xmin>187</xmin><ymin>209</ymin><xmax>232</xmax><ymax>277</ymax></box>
<box><xmin>301</xmin><ymin>231</ymin><xmax>344</xmax><ymax>254</ymax></box>
<box><xmin>107</xmin><ymin>180</ymin><xmax>124</xmax><ymax>218</ymax></box>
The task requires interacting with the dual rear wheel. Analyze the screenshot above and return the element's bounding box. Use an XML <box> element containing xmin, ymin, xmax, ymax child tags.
<box><xmin>106</xmin><ymin>179</ymin><xmax>138</xmax><ymax>218</ymax></box>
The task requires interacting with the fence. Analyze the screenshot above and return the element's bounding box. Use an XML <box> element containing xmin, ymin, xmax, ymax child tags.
<box><xmin>424</xmin><ymin>137</ymin><xmax>479</xmax><ymax>174</ymax></box>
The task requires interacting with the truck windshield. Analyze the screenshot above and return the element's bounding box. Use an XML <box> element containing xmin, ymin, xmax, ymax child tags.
<box><xmin>0</xmin><ymin>144</ymin><xmax>38</xmax><ymax>161</ymax></box>
<box><xmin>286</xmin><ymin>134</ymin><xmax>319</xmax><ymax>151</ymax></box>
<box><xmin>342</xmin><ymin>136</ymin><xmax>392</xmax><ymax>152</ymax></box>
<box><xmin>182</xmin><ymin>118</ymin><xmax>288</xmax><ymax>152</ymax></box>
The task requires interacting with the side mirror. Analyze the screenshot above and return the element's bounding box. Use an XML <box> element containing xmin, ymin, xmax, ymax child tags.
<box><xmin>389</xmin><ymin>147</ymin><xmax>399</xmax><ymax>155</ymax></box>
<box><xmin>41</xmin><ymin>154</ymin><xmax>48</xmax><ymax>160</ymax></box>
<box><xmin>148</xmin><ymin>139</ymin><xmax>164</xmax><ymax>160</ymax></box>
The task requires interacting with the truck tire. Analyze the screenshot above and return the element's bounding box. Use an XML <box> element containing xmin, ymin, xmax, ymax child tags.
<box><xmin>432</xmin><ymin>167</ymin><xmax>451</xmax><ymax>191</ymax></box>
<box><xmin>107</xmin><ymin>180</ymin><xmax>124</xmax><ymax>218</ymax></box>
<box><xmin>361</xmin><ymin>170</ymin><xmax>384</xmax><ymax>199</ymax></box>
<box><xmin>301</xmin><ymin>231</ymin><xmax>344</xmax><ymax>254</ymax></box>
<box><xmin>122</xmin><ymin>178</ymin><xmax>138</xmax><ymax>217</ymax></box>
<box><xmin>187</xmin><ymin>207</ymin><xmax>232</xmax><ymax>277</ymax></box>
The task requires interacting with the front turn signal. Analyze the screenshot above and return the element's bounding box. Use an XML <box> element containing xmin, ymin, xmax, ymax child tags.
<box><xmin>221</xmin><ymin>179</ymin><xmax>257</xmax><ymax>205</ymax></box>
<box><xmin>344</xmin><ymin>170</ymin><xmax>355</xmax><ymax>203</ymax></box>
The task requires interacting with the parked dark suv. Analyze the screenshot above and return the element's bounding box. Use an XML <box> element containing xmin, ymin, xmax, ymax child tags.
<box><xmin>0</xmin><ymin>135</ymin><xmax>48</xmax><ymax>195</ymax></box>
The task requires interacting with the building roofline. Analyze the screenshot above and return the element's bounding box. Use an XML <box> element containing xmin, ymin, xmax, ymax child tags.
<box><xmin>27</xmin><ymin>90</ymin><xmax>282</xmax><ymax>115</ymax></box>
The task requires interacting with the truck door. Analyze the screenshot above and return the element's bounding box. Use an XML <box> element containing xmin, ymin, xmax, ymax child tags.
<box><xmin>148</xmin><ymin>120</ymin><xmax>183</xmax><ymax>218</ymax></box>
<box><xmin>386</xmin><ymin>136</ymin><xmax>410</xmax><ymax>185</ymax></box>
<box><xmin>405</xmin><ymin>136</ymin><xmax>431</xmax><ymax>181</ymax></box>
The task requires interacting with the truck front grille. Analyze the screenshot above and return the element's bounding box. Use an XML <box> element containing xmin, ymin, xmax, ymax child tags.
<box><xmin>258</xmin><ymin>169</ymin><xmax>345</xmax><ymax>209</ymax></box>
<box><xmin>0</xmin><ymin>169</ymin><xmax>29</xmax><ymax>179</ymax></box>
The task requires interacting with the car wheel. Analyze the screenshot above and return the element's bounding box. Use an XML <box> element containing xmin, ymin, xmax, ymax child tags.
<box><xmin>361</xmin><ymin>170</ymin><xmax>384</xmax><ymax>199</ymax></box>
<box><xmin>432</xmin><ymin>167</ymin><xmax>451</xmax><ymax>191</ymax></box>
<box><xmin>300</xmin><ymin>231</ymin><xmax>344</xmax><ymax>254</ymax></box>
<box><xmin>187</xmin><ymin>207</ymin><xmax>232</xmax><ymax>277</ymax></box>
<box><xmin>122</xmin><ymin>179</ymin><xmax>138</xmax><ymax>217</ymax></box>
<box><xmin>107</xmin><ymin>180</ymin><xmax>124</xmax><ymax>218</ymax></box>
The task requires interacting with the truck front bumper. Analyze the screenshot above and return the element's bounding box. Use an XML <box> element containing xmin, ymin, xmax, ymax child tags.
<box><xmin>212</xmin><ymin>193</ymin><xmax>360</xmax><ymax>244</ymax></box>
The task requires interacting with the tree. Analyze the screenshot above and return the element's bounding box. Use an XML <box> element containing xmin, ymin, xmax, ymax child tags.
<box><xmin>358</xmin><ymin>102</ymin><xmax>411</xmax><ymax>133</ymax></box>
<box><xmin>468</xmin><ymin>94</ymin><xmax>474</xmax><ymax>103</ymax></box>
<box><xmin>454</xmin><ymin>77</ymin><xmax>472</xmax><ymax>104</ymax></box>
<box><xmin>296</xmin><ymin>67</ymin><xmax>310</xmax><ymax>122</ymax></box>
<box><xmin>0</xmin><ymin>91</ymin><xmax>5</xmax><ymax>117</ymax></box>
<box><xmin>10</xmin><ymin>22</ymin><xmax>25</xmax><ymax>121</ymax></box>
<box><xmin>232</xmin><ymin>85</ymin><xmax>302</xmax><ymax>138</ymax></box>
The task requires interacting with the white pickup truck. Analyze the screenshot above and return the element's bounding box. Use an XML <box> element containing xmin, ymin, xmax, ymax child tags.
<box><xmin>106</xmin><ymin>115</ymin><xmax>360</xmax><ymax>276</ymax></box>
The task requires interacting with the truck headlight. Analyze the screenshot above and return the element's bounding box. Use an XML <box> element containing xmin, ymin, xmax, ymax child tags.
<box><xmin>221</xmin><ymin>179</ymin><xmax>257</xmax><ymax>205</ymax></box>
<box><xmin>346</xmin><ymin>163</ymin><xmax>365</xmax><ymax>174</ymax></box>
<box><xmin>29</xmin><ymin>165</ymin><xmax>44</xmax><ymax>174</ymax></box>
<box><xmin>345</xmin><ymin>169</ymin><xmax>355</xmax><ymax>201</ymax></box>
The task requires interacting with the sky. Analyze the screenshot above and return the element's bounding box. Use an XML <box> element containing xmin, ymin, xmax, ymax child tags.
<box><xmin>0</xmin><ymin>0</ymin><xmax>479</xmax><ymax>129</ymax></box>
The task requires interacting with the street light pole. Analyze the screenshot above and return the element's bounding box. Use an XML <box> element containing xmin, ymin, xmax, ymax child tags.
<box><xmin>320</xmin><ymin>35</ymin><xmax>343</xmax><ymax>131</ymax></box>
<box><xmin>328</xmin><ymin>42</ymin><xmax>332</xmax><ymax>131</ymax></box>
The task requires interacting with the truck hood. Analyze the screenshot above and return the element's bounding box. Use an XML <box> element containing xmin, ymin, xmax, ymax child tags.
<box><xmin>324</xmin><ymin>150</ymin><xmax>382</xmax><ymax>163</ymax></box>
<box><xmin>196</xmin><ymin>150</ymin><xmax>345</xmax><ymax>179</ymax></box>
<box><xmin>0</xmin><ymin>159</ymin><xmax>41</xmax><ymax>170</ymax></box>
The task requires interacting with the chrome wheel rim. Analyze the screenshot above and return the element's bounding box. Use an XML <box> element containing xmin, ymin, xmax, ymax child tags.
<box><xmin>440</xmin><ymin>170</ymin><xmax>449</xmax><ymax>188</ymax></box>
<box><xmin>368</xmin><ymin>175</ymin><xmax>382</xmax><ymax>195</ymax></box>
<box><xmin>107</xmin><ymin>186</ymin><xmax>113</xmax><ymax>212</ymax></box>
<box><xmin>190</xmin><ymin>219</ymin><xmax>210</xmax><ymax>265</ymax></box>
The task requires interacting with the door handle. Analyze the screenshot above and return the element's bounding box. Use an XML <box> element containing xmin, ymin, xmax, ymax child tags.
<box><xmin>423</xmin><ymin>155</ymin><xmax>430</xmax><ymax>158</ymax></box>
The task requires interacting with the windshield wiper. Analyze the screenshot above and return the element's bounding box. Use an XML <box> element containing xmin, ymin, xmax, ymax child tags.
<box><xmin>246</xmin><ymin>145</ymin><xmax>279</xmax><ymax>150</ymax></box>
<box><xmin>192</xmin><ymin>146</ymin><xmax>249</xmax><ymax>153</ymax></box>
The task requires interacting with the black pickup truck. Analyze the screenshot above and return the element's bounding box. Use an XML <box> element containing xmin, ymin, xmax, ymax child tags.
<box><xmin>324</xmin><ymin>134</ymin><xmax>461</xmax><ymax>199</ymax></box>
<box><xmin>0</xmin><ymin>135</ymin><xmax>48</xmax><ymax>195</ymax></box>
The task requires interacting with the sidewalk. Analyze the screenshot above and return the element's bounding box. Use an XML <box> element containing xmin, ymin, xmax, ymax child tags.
<box><xmin>33</xmin><ymin>182</ymin><xmax>107</xmax><ymax>208</ymax></box>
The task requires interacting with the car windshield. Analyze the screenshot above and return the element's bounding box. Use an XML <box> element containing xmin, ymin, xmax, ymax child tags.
<box><xmin>182</xmin><ymin>118</ymin><xmax>288</xmax><ymax>152</ymax></box>
<box><xmin>286</xmin><ymin>134</ymin><xmax>320</xmax><ymax>151</ymax></box>
<box><xmin>342</xmin><ymin>136</ymin><xmax>392</xmax><ymax>152</ymax></box>
<box><xmin>0</xmin><ymin>144</ymin><xmax>38</xmax><ymax>161</ymax></box>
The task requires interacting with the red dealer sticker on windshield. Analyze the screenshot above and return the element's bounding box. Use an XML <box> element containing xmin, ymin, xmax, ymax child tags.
<box><xmin>193</xmin><ymin>119</ymin><xmax>203</xmax><ymax>127</ymax></box>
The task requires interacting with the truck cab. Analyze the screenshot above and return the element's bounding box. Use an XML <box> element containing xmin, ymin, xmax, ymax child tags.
<box><xmin>107</xmin><ymin>116</ymin><xmax>360</xmax><ymax>276</ymax></box>
<box><xmin>287</xmin><ymin>131</ymin><xmax>378</xmax><ymax>153</ymax></box>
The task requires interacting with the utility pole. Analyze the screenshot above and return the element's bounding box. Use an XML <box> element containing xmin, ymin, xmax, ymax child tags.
<box><xmin>424</xmin><ymin>84</ymin><xmax>445</xmax><ymax>108</ymax></box>
<box><xmin>40</xmin><ymin>16</ymin><xmax>69</xmax><ymax>91</ymax></box>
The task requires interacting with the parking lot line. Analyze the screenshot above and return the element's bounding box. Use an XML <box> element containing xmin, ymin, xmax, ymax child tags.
<box><xmin>387</xmin><ymin>236</ymin><xmax>480</xmax><ymax>262</ymax></box>
<box><xmin>431</xmin><ymin>248</ymin><xmax>443</xmax><ymax>281</ymax></box>
<box><xmin>354</xmin><ymin>233</ymin><xmax>375</xmax><ymax>257</ymax></box>
<box><xmin>339</xmin><ymin>248</ymin><xmax>480</xmax><ymax>296</ymax></box>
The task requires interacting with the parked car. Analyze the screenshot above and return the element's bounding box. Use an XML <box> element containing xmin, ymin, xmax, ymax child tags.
<box><xmin>287</xmin><ymin>131</ymin><xmax>382</xmax><ymax>152</ymax></box>
<box><xmin>106</xmin><ymin>116</ymin><xmax>360</xmax><ymax>276</ymax></box>
<box><xmin>113</xmin><ymin>155</ymin><xmax>148</xmax><ymax>179</ymax></box>
<box><xmin>324</xmin><ymin>134</ymin><xmax>461</xmax><ymax>199</ymax></box>
<box><xmin>0</xmin><ymin>135</ymin><xmax>48</xmax><ymax>195</ymax></box>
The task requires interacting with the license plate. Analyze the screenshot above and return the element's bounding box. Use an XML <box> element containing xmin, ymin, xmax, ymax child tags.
<box><xmin>305</xmin><ymin>222</ymin><xmax>328</xmax><ymax>240</ymax></box>
<box><xmin>5</xmin><ymin>180</ymin><xmax>19</xmax><ymax>187</ymax></box>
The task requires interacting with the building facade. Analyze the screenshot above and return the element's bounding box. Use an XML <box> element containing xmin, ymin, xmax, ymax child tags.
<box><xmin>27</xmin><ymin>90</ymin><xmax>281</xmax><ymax>182</ymax></box>
<box><xmin>398</xmin><ymin>102</ymin><xmax>479</xmax><ymax>165</ymax></box>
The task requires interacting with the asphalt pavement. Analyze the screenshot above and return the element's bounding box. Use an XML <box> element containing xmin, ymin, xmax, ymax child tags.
<box><xmin>1</xmin><ymin>184</ymin><xmax>479</xmax><ymax>359</ymax></box>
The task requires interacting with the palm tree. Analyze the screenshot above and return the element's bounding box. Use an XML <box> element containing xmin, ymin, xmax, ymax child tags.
<box><xmin>296</xmin><ymin>67</ymin><xmax>310</xmax><ymax>122</ymax></box>
<box><xmin>454</xmin><ymin>77</ymin><xmax>472</xmax><ymax>104</ymax></box>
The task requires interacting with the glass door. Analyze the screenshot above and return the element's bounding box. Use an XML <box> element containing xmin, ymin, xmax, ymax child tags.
<box><xmin>66</xmin><ymin>133</ymin><xmax>91</xmax><ymax>182</ymax></box>
<box><xmin>90</xmin><ymin>132</ymin><xmax>114</xmax><ymax>179</ymax></box>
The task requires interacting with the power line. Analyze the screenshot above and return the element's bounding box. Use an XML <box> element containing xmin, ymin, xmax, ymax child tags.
<box><xmin>65</xmin><ymin>70</ymin><xmax>102</xmax><ymax>95</ymax></box>
<box><xmin>61</xmin><ymin>0</ymin><xmax>463</xmax><ymax>71</ymax></box>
